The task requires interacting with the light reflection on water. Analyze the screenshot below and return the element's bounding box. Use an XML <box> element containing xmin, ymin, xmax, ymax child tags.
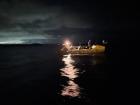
<box><xmin>61</xmin><ymin>80</ymin><xmax>80</xmax><ymax>97</ymax></box>
<box><xmin>59</xmin><ymin>54</ymin><xmax>106</xmax><ymax>98</ymax></box>
<box><xmin>60</xmin><ymin>54</ymin><xmax>80</xmax><ymax>97</ymax></box>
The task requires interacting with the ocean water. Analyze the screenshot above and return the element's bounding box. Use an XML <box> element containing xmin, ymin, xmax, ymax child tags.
<box><xmin>0</xmin><ymin>44</ymin><xmax>111</xmax><ymax>105</ymax></box>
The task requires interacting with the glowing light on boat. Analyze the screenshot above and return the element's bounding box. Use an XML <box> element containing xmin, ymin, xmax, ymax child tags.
<box><xmin>63</xmin><ymin>40</ymin><xmax>72</xmax><ymax>47</ymax></box>
<box><xmin>65</xmin><ymin>40</ymin><xmax>71</xmax><ymax>45</ymax></box>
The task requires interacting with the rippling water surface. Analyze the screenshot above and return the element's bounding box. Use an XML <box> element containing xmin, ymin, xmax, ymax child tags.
<box><xmin>60</xmin><ymin>54</ymin><xmax>80</xmax><ymax>97</ymax></box>
<box><xmin>0</xmin><ymin>45</ymin><xmax>111</xmax><ymax>105</ymax></box>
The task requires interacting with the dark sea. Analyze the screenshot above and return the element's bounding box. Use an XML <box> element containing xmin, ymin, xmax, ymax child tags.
<box><xmin>0</xmin><ymin>44</ymin><xmax>112</xmax><ymax>105</ymax></box>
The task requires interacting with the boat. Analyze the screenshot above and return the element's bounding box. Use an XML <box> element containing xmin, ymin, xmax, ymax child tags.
<box><xmin>61</xmin><ymin>40</ymin><xmax>106</xmax><ymax>56</ymax></box>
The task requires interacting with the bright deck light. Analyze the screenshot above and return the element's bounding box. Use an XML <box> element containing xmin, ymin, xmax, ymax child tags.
<box><xmin>65</xmin><ymin>40</ymin><xmax>71</xmax><ymax>45</ymax></box>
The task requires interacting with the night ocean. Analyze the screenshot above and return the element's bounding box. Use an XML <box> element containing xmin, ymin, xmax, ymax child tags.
<box><xmin>0</xmin><ymin>0</ymin><xmax>137</xmax><ymax>105</ymax></box>
<box><xmin>0</xmin><ymin>44</ymin><xmax>111</xmax><ymax>105</ymax></box>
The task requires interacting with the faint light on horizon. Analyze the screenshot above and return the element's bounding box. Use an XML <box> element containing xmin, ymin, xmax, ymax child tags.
<box><xmin>0</xmin><ymin>40</ymin><xmax>24</xmax><ymax>44</ymax></box>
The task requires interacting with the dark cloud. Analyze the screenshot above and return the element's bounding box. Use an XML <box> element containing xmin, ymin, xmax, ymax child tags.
<box><xmin>0</xmin><ymin>1</ymin><xmax>94</xmax><ymax>34</ymax></box>
<box><xmin>0</xmin><ymin>0</ymin><xmax>97</xmax><ymax>44</ymax></box>
<box><xmin>0</xmin><ymin>0</ymin><xmax>136</xmax><ymax>43</ymax></box>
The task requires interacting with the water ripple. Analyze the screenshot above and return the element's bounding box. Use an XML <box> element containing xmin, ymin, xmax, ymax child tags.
<box><xmin>60</xmin><ymin>54</ymin><xmax>81</xmax><ymax>97</ymax></box>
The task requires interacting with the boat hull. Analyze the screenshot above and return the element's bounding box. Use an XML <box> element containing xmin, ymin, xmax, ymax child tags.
<box><xmin>61</xmin><ymin>45</ymin><xmax>106</xmax><ymax>56</ymax></box>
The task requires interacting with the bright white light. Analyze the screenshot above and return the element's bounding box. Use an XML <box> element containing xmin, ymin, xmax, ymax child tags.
<box><xmin>65</xmin><ymin>40</ymin><xmax>71</xmax><ymax>45</ymax></box>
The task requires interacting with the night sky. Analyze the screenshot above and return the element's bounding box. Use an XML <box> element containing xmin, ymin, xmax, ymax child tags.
<box><xmin>0</xmin><ymin>0</ymin><xmax>137</xmax><ymax>44</ymax></box>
